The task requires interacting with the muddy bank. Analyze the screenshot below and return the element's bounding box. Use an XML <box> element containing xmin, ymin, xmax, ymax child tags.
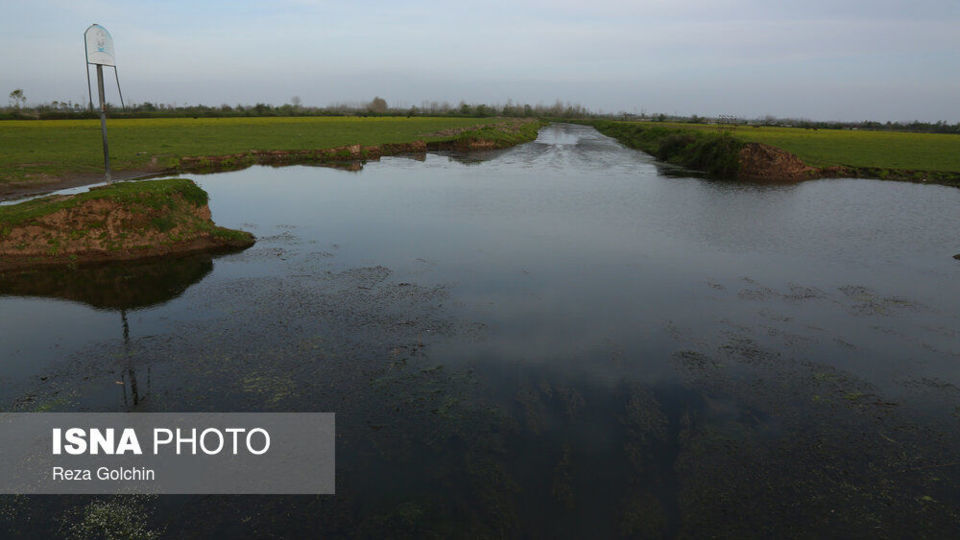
<box><xmin>0</xmin><ymin>179</ymin><xmax>253</xmax><ymax>271</ymax></box>
<box><xmin>172</xmin><ymin>140</ymin><xmax>466</xmax><ymax>173</ymax></box>
<box><xmin>739</xmin><ymin>142</ymin><xmax>960</xmax><ymax>186</ymax></box>
<box><xmin>174</xmin><ymin>120</ymin><xmax>540</xmax><ymax>174</ymax></box>
<box><xmin>737</xmin><ymin>142</ymin><xmax>819</xmax><ymax>181</ymax></box>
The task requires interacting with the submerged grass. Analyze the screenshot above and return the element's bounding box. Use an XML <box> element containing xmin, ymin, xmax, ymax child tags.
<box><xmin>0</xmin><ymin>117</ymin><xmax>527</xmax><ymax>185</ymax></box>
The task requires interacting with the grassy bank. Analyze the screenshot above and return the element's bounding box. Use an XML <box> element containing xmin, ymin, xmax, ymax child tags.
<box><xmin>595</xmin><ymin>120</ymin><xmax>960</xmax><ymax>184</ymax></box>
<box><xmin>0</xmin><ymin>178</ymin><xmax>205</xmax><ymax>228</ymax></box>
<box><xmin>0</xmin><ymin>179</ymin><xmax>253</xmax><ymax>269</ymax></box>
<box><xmin>649</xmin><ymin>121</ymin><xmax>960</xmax><ymax>172</ymax></box>
<box><xmin>0</xmin><ymin>117</ymin><xmax>541</xmax><ymax>192</ymax></box>
<box><xmin>593</xmin><ymin>121</ymin><xmax>743</xmax><ymax>177</ymax></box>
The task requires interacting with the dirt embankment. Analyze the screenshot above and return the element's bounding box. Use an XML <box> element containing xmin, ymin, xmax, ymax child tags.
<box><xmin>737</xmin><ymin>142</ymin><xmax>960</xmax><ymax>187</ymax></box>
<box><xmin>0</xmin><ymin>180</ymin><xmax>253</xmax><ymax>271</ymax></box>
<box><xmin>737</xmin><ymin>143</ymin><xmax>820</xmax><ymax>182</ymax></box>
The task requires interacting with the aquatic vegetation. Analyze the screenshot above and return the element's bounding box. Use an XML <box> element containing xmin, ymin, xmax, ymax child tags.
<box><xmin>60</xmin><ymin>496</ymin><xmax>163</xmax><ymax>540</ymax></box>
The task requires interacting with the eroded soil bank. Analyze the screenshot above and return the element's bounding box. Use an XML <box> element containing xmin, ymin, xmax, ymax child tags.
<box><xmin>0</xmin><ymin>179</ymin><xmax>253</xmax><ymax>271</ymax></box>
<box><xmin>739</xmin><ymin>141</ymin><xmax>960</xmax><ymax>185</ymax></box>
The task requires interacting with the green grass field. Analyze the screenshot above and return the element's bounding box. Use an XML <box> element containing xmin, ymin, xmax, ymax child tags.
<box><xmin>0</xmin><ymin>116</ymin><xmax>515</xmax><ymax>186</ymax></box>
<box><xmin>631</xmin><ymin>121</ymin><xmax>960</xmax><ymax>172</ymax></box>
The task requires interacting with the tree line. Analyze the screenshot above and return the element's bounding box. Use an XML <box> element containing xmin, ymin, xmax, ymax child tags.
<box><xmin>5</xmin><ymin>89</ymin><xmax>960</xmax><ymax>135</ymax></box>
<box><xmin>2</xmin><ymin>91</ymin><xmax>593</xmax><ymax>121</ymax></box>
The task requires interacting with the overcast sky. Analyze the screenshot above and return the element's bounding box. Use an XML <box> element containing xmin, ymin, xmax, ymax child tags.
<box><xmin>3</xmin><ymin>0</ymin><xmax>958</xmax><ymax>122</ymax></box>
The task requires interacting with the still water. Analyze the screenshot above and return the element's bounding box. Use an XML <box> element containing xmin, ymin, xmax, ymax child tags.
<box><xmin>2</xmin><ymin>124</ymin><xmax>960</xmax><ymax>536</ymax></box>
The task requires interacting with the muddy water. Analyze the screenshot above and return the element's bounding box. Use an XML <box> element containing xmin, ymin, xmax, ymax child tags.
<box><xmin>2</xmin><ymin>124</ymin><xmax>960</xmax><ymax>537</ymax></box>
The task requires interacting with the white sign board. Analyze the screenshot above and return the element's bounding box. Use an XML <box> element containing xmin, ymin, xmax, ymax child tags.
<box><xmin>84</xmin><ymin>24</ymin><xmax>115</xmax><ymax>66</ymax></box>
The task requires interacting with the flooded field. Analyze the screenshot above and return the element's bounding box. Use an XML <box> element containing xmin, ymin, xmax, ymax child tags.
<box><xmin>2</xmin><ymin>124</ymin><xmax>960</xmax><ymax>537</ymax></box>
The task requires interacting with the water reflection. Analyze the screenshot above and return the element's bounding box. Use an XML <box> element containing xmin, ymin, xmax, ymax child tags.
<box><xmin>0</xmin><ymin>254</ymin><xmax>215</xmax><ymax>310</ymax></box>
<box><xmin>0</xmin><ymin>254</ymin><xmax>220</xmax><ymax>411</ymax></box>
<box><xmin>118</xmin><ymin>310</ymin><xmax>150</xmax><ymax>409</ymax></box>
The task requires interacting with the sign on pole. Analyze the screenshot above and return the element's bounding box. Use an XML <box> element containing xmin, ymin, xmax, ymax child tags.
<box><xmin>84</xmin><ymin>24</ymin><xmax>116</xmax><ymax>67</ymax></box>
<box><xmin>84</xmin><ymin>24</ymin><xmax>118</xmax><ymax>182</ymax></box>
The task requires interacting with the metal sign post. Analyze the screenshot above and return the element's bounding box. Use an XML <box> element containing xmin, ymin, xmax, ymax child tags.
<box><xmin>84</xmin><ymin>24</ymin><xmax>122</xmax><ymax>183</ymax></box>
